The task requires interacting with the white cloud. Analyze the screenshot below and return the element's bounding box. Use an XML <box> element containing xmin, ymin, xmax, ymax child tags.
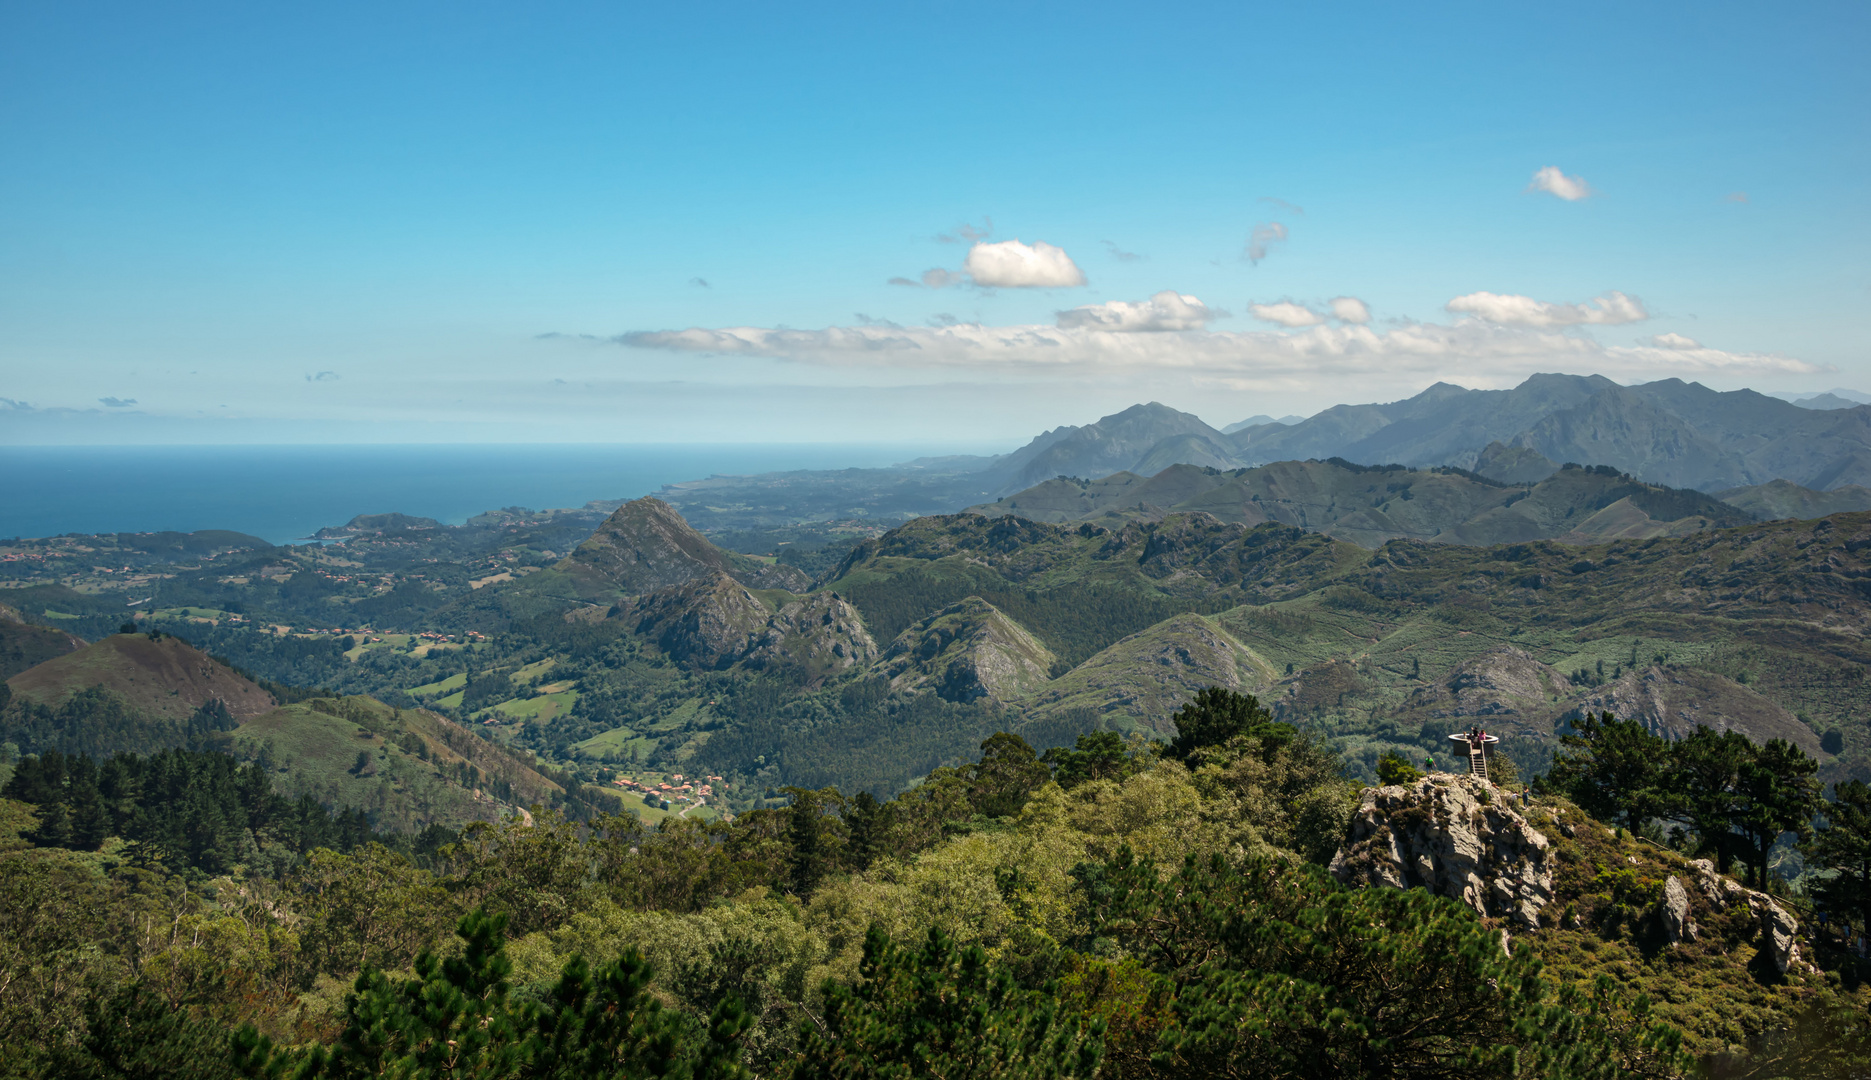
<box><xmin>1329</xmin><ymin>297</ymin><xmax>1371</xmax><ymax>324</ymax></box>
<box><xmin>923</xmin><ymin>268</ymin><xmax>962</xmax><ymax>288</ymax></box>
<box><xmin>1245</xmin><ymin>222</ymin><xmax>1288</xmax><ymax>265</ymax></box>
<box><xmin>616</xmin><ymin>314</ymin><xmax>1822</xmax><ymax>383</ymax></box>
<box><xmin>98</xmin><ymin>397</ymin><xmax>138</xmax><ymax>407</ymax></box>
<box><xmin>1527</xmin><ymin>166</ymin><xmax>1593</xmax><ymax>201</ymax></box>
<box><xmin>1057</xmin><ymin>291</ymin><xmax>1219</xmax><ymax>332</ymax></box>
<box><xmin>1249</xmin><ymin>301</ymin><xmax>1325</xmax><ymax>328</ymax></box>
<box><xmin>962</xmin><ymin>240</ymin><xmax>1086</xmax><ymax>288</ymax></box>
<box><xmin>1445</xmin><ymin>290</ymin><xmax>1648</xmax><ymax>328</ymax></box>
<box><xmin>1645</xmin><ymin>332</ymin><xmax>1701</xmax><ymax>349</ymax></box>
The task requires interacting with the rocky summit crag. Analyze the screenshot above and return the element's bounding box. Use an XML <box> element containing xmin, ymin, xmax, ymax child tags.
<box><xmin>1331</xmin><ymin>773</ymin><xmax>1557</xmax><ymax>927</ymax></box>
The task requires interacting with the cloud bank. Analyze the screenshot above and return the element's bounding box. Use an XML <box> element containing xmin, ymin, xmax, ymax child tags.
<box><xmin>1445</xmin><ymin>290</ymin><xmax>1647</xmax><ymax>328</ymax></box>
<box><xmin>1057</xmin><ymin>291</ymin><xmax>1219</xmax><ymax>332</ymax></box>
<box><xmin>1249</xmin><ymin>302</ymin><xmax>1324</xmax><ymax>328</ymax></box>
<box><xmin>617</xmin><ymin>288</ymin><xmax>1816</xmax><ymax>384</ymax></box>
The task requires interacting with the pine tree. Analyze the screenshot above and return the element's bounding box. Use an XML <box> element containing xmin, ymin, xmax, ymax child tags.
<box><xmin>1805</xmin><ymin>780</ymin><xmax>1871</xmax><ymax>939</ymax></box>
<box><xmin>791</xmin><ymin>926</ymin><xmax>1103</xmax><ymax>1080</ymax></box>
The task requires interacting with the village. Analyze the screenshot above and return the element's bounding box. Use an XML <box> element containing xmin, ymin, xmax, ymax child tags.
<box><xmin>606</xmin><ymin>771</ymin><xmax>724</xmax><ymax>815</ymax></box>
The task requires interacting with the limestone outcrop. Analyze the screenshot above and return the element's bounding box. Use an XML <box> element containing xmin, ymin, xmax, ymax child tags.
<box><xmin>1660</xmin><ymin>875</ymin><xmax>1696</xmax><ymax>944</ymax></box>
<box><xmin>1686</xmin><ymin>858</ymin><xmax>1803</xmax><ymax>974</ymax></box>
<box><xmin>1329</xmin><ymin>774</ymin><xmax>1555</xmax><ymax>927</ymax></box>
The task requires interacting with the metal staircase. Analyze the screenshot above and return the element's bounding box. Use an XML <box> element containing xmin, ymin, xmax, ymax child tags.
<box><xmin>1469</xmin><ymin>745</ymin><xmax>1488</xmax><ymax>781</ymax></box>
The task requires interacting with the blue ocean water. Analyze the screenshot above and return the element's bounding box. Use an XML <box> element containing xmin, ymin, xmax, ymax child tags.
<box><xmin>0</xmin><ymin>444</ymin><xmax>981</xmax><ymax>544</ymax></box>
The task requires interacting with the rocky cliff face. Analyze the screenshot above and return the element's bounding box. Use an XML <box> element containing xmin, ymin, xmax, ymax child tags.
<box><xmin>1329</xmin><ymin>774</ymin><xmax>1556</xmax><ymax>927</ymax></box>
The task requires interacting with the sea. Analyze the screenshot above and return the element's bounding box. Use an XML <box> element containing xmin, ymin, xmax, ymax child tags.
<box><xmin>0</xmin><ymin>443</ymin><xmax>982</xmax><ymax>545</ymax></box>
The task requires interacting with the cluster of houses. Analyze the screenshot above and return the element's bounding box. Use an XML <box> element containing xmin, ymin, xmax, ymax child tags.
<box><xmin>611</xmin><ymin>772</ymin><xmax>725</xmax><ymax>806</ymax></box>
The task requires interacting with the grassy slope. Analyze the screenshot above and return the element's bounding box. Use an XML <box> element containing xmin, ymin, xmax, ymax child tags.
<box><xmin>7</xmin><ymin>632</ymin><xmax>277</xmax><ymax>720</ymax></box>
<box><xmin>229</xmin><ymin>695</ymin><xmax>565</xmax><ymax>831</ymax></box>
<box><xmin>1519</xmin><ymin>794</ymin><xmax>1846</xmax><ymax>1056</ymax></box>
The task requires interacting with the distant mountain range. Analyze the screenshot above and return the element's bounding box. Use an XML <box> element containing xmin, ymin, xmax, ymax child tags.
<box><xmin>972</xmin><ymin>374</ymin><xmax>1871</xmax><ymax>497</ymax></box>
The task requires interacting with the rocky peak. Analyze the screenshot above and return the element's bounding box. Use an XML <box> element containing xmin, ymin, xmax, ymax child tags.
<box><xmin>1329</xmin><ymin>773</ymin><xmax>1556</xmax><ymax>927</ymax></box>
<box><xmin>556</xmin><ymin>497</ymin><xmax>808</xmax><ymax>598</ymax></box>
<box><xmin>874</xmin><ymin>596</ymin><xmax>1056</xmax><ymax>704</ymax></box>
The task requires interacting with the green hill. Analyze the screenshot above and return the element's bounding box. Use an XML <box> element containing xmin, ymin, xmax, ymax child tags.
<box><xmin>0</xmin><ymin>602</ymin><xmax>84</xmax><ymax>681</ymax></box>
<box><xmin>969</xmin><ymin>459</ymin><xmax>1754</xmax><ymax>548</ymax></box>
<box><xmin>1716</xmin><ymin>478</ymin><xmax>1871</xmax><ymax>521</ymax></box>
<box><xmin>227</xmin><ymin>695</ymin><xmax>583</xmax><ymax>831</ymax></box>
<box><xmin>6</xmin><ymin>630</ymin><xmax>277</xmax><ymax>721</ymax></box>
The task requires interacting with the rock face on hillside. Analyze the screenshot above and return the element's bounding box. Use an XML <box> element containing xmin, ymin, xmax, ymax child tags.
<box><xmin>557</xmin><ymin>497</ymin><xmax>808</xmax><ymax>598</ymax></box>
<box><xmin>621</xmin><ymin>573</ymin><xmax>774</xmax><ymax>669</ymax></box>
<box><xmin>1330</xmin><ymin>774</ymin><xmax>1556</xmax><ymax>927</ymax></box>
<box><xmin>1562</xmin><ymin>665</ymin><xmax>1819</xmax><ymax>755</ymax></box>
<box><xmin>1405</xmin><ymin>647</ymin><xmax>1571</xmax><ymax>737</ymax></box>
<box><xmin>744</xmin><ymin>593</ymin><xmax>879</xmax><ymax>677</ymax></box>
<box><xmin>1023</xmin><ymin>613</ymin><xmax>1275</xmax><ymax>735</ymax></box>
<box><xmin>620</xmin><ymin>575</ymin><xmax>878</xmax><ymax>678</ymax></box>
<box><xmin>875</xmin><ymin>597</ymin><xmax>1057</xmax><ymax>704</ymax></box>
<box><xmin>1683</xmin><ymin>859</ymin><xmax>1804</xmax><ymax>974</ymax></box>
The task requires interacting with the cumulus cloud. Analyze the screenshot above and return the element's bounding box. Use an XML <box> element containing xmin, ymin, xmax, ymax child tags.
<box><xmin>616</xmin><ymin>317</ymin><xmax>1820</xmax><ymax>383</ymax></box>
<box><xmin>1056</xmin><ymin>291</ymin><xmax>1220</xmax><ymax>332</ymax></box>
<box><xmin>962</xmin><ymin>240</ymin><xmax>1087</xmax><ymax>288</ymax></box>
<box><xmin>923</xmin><ymin>268</ymin><xmax>962</xmax><ymax>288</ymax></box>
<box><xmin>305</xmin><ymin>371</ymin><xmax>341</xmax><ymax>382</ymax></box>
<box><xmin>1329</xmin><ymin>297</ymin><xmax>1371</xmax><ymax>324</ymax></box>
<box><xmin>1249</xmin><ymin>302</ymin><xmax>1326</xmax><ymax>328</ymax></box>
<box><xmin>1445</xmin><ymin>290</ymin><xmax>1648</xmax><ymax>328</ymax></box>
<box><xmin>98</xmin><ymin>397</ymin><xmax>137</xmax><ymax>407</ymax></box>
<box><xmin>1645</xmin><ymin>332</ymin><xmax>1701</xmax><ymax>349</ymax></box>
<box><xmin>1527</xmin><ymin>166</ymin><xmax>1593</xmax><ymax>201</ymax></box>
<box><xmin>1245</xmin><ymin>222</ymin><xmax>1289</xmax><ymax>265</ymax></box>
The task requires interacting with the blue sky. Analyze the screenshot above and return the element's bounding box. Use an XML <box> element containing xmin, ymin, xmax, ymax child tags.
<box><xmin>2</xmin><ymin>0</ymin><xmax>1866</xmax><ymax>445</ymax></box>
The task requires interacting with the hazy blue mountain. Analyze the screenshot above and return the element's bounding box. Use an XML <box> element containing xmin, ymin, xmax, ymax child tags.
<box><xmin>1795</xmin><ymin>393</ymin><xmax>1864</xmax><ymax>410</ymax></box>
<box><xmin>983</xmin><ymin>402</ymin><xmax>1236</xmax><ymax>495</ymax></box>
<box><xmin>1221</xmin><ymin>413</ymin><xmax>1304</xmax><ymax>434</ymax></box>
